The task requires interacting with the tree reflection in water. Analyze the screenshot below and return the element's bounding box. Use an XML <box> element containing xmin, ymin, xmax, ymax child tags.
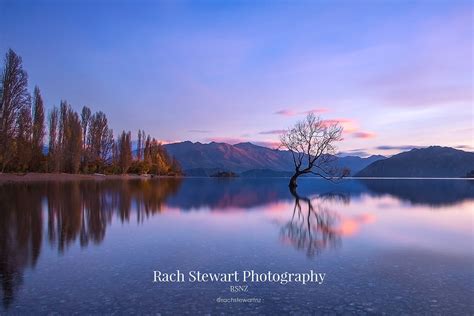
<box><xmin>0</xmin><ymin>178</ymin><xmax>182</xmax><ymax>308</ymax></box>
<box><xmin>280</xmin><ymin>188</ymin><xmax>343</xmax><ymax>258</ymax></box>
<box><xmin>0</xmin><ymin>183</ymin><xmax>43</xmax><ymax>309</ymax></box>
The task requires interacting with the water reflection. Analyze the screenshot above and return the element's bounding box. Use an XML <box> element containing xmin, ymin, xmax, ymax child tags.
<box><xmin>165</xmin><ymin>178</ymin><xmax>474</xmax><ymax>210</ymax></box>
<box><xmin>45</xmin><ymin>179</ymin><xmax>182</xmax><ymax>251</ymax></box>
<box><xmin>359</xmin><ymin>179</ymin><xmax>474</xmax><ymax>207</ymax></box>
<box><xmin>0</xmin><ymin>178</ymin><xmax>473</xmax><ymax>309</ymax></box>
<box><xmin>0</xmin><ymin>179</ymin><xmax>182</xmax><ymax>307</ymax></box>
<box><xmin>280</xmin><ymin>189</ymin><xmax>341</xmax><ymax>258</ymax></box>
<box><xmin>0</xmin><ymin>184</ymin><xmax>43</xmax><ymax>308</ymax></box>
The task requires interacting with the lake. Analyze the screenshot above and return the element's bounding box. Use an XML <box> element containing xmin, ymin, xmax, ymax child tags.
<box><xmin>0</xmin><ymin>178</ymin><xmax>473</xmax><ymax>314</ymax></box>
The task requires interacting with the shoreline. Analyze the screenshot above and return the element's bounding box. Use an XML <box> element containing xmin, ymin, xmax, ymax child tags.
<box><xmin>0</xmin><ymin>173</ymin><xmax>472</xmax><ymax>184</ymax></box>
<box><xmin>0</xmin><ymin>172</ymin><xmax>181</xmax><ymax>184</ymax></box>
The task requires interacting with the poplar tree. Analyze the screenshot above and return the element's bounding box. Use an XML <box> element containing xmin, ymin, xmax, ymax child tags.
<box><xmin>48</xmin><ymin>107</ymin><xmax>59</xmax><ymax>172</ymax></box>
<box><xmin>15</xmin><ymin>105</ymin><xmax>33</xmax><ymax>171</ymax></box>
<box><xmin>137</xmin><ymin>130</ymin><xmax>142</xmax><ymax>161</ymax></box>
<box><xmin>32</xmin><ymin>86</ymin><xmax>45</xmax><ymax>170</ymax></box>
<box><xmin>117</xmin><ymin>131</ymin><xmax>132</xmax><ymax>173</ymax></box>
<box><xmin>80</xmin><ymin>106</ymin><xmax>91</xmax><ymax>170</ymax></box>
<box><xmin>0</xmin><ymin>49</ymin><xmax>31</xmax><ymax>171</ymax></box>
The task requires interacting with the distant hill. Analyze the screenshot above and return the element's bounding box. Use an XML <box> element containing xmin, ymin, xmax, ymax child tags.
<box><xmin>164</xmin><ymin>141</ymin><xmax>384</xmax><ymax>175</ymax></box>
<box><xmin>164</xmin><ymin>141</ymin><xmax>293</xmax><ymax>172</ymax></box>
<box><xmin>336</xmin><ymin>154</ymin><xmax>385</xmax><ymax>175</ymax></box>
<box><xmin>356</xmin><ymin>146</ymin><xmax>474</xmax><ymax>178</ymax></box>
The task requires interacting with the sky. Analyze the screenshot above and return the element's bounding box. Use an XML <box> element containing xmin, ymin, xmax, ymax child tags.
<box><xmin>0</xmin><ymin>0</ymin><xmax>473</xmax><ymax>156</ymax></box>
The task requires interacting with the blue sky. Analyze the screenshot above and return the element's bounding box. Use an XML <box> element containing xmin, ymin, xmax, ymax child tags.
<box><xmin>1</xmin><ymin>0</ymin><xmax>472</xmax><ymax>156</ymax></box>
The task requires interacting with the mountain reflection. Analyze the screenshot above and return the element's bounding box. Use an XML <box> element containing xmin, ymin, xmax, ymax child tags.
<box><xmin>359</xmin><ymin>179</ymin><xmax>474</xmax><ymax>207</ymax></box>
<box><xmin>165</xmin><ymin>178</ymin><xmax>474</xmax><ymax>210</ymax></box>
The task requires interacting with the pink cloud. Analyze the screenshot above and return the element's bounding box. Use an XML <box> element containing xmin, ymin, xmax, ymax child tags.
<box><xmin>275</xmin><ymin>116</ymin><xmax>370</xmax><ymax>138</ymax></box>
<box><xmin>321</xmin><ymin>118</ymin><xmax>358</xmax><ymax>133</ymax></box>
<box><xmin>353</xmin><ymin>131</ymin><xmax>376</xmax><ymax>139</ymax></box>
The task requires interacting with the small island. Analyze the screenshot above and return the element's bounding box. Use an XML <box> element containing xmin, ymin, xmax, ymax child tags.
<box><xmin>210</xmin><ymin>171</ymin><xmax>238</xmax><ymax>178</ymax></box>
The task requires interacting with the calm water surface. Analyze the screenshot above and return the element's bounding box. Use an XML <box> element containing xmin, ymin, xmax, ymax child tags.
<box><xmin>0</xmin><ymin>178</ymin><xmax>473</xmax><ymax>314</ymax></box>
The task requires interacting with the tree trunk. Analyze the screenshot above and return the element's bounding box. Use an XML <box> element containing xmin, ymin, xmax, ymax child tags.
<box><xmin>289</xmin><ymin>172</ymin><xmax>300</xmax><ymax>189</ymax></box>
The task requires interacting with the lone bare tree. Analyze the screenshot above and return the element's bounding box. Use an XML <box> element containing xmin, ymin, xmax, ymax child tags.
<box><xmin>280</xmin><ymin>113</ymin><xmax>347</xmax><ymax>189</ymax></box>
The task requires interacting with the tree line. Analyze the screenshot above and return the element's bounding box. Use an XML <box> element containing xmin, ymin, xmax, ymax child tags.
<box><xmin>0</xmin><ymin>49</ymin><xmax>181</xmax><ymax>175</ymax></box>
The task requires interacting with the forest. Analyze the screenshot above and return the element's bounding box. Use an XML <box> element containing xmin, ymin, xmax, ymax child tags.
<box><xmin>0</xmin><ymin>49</ymin><xmax>181</xmax><ymax>175</ymax></box>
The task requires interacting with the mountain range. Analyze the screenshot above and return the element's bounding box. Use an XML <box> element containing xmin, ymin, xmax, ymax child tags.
<box><xmin>355</xmin><ymin>146</ymin><xmax>474</xmax><ymax>178</ymax></box>
<box><xmin>164</xmin><ymin>141</ymin><xmax>384</xmax><ymax>176</ymax></box>
<box><xmin>164</xmin><ymin>142</ymin><xmax>473</xmax><ymax>178</ymax></box>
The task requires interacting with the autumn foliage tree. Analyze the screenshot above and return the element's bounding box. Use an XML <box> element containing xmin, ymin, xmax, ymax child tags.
<box><xmin>48</xmin><ymin>107</ymin><xmax>59</xmax><ymax>172</ymax></box>
<box><xmin>0</xmin><ymin>48</ymin><xmax>182</xmax><ymax>176</ymax></box>
<box><xmin>0</xmin><ymin>49</ymin><xmax>31</xmax><ymax>171</ymax></box>
<box><xmin>58</xmin><ymin>101</ymin><xmax>82</xmax><ymax>173</ymax></box>
<box><xmin>85</xmin><ymin>111</ymin><xmax>114</xmax><ymax>173</ymax></box>
<box><xmin>15</xmin><ymin>105</ymin><xmax>33</xmax><ymax>171</ymax></box>
<box><xmin>80</xmin><ymin>106</ymin><xmax>91</xmax><ymax>167</ymax></box>
<box><xmin>31</xmin><ymin>86</ymin><xmax>45</xmax><ymax>170</ymax></box>
<box><xmin>117</xmin><ymin>131</ymin><xmax>132</xmax><ymax>174</ymax></box>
